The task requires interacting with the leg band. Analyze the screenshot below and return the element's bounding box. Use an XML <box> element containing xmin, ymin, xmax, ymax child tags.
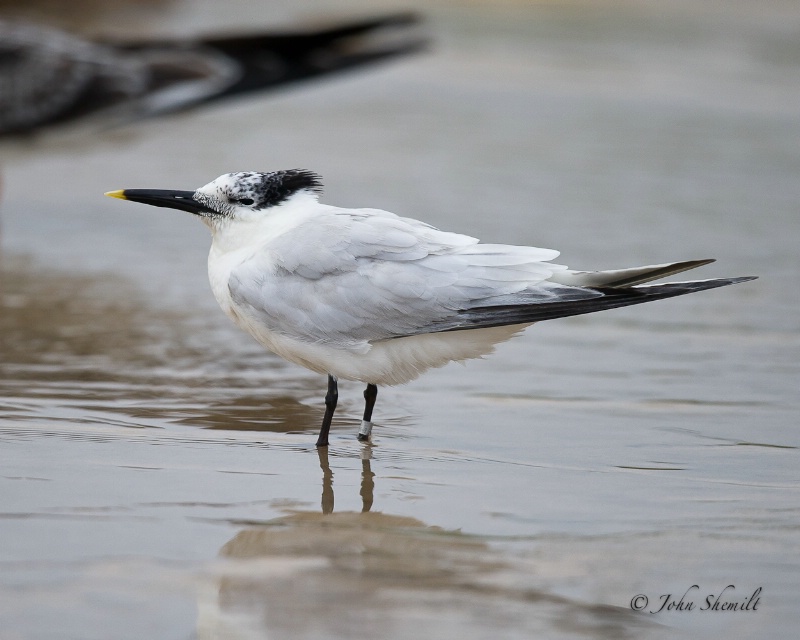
<box><xmin>358</xmin><ymin>420</ymin><xmax>373</xmax><ymax>440</ymax></box>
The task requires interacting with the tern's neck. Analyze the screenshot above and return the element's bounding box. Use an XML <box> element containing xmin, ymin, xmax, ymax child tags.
<box><xmin>208</xmin><ymin>192</ymin><xmax>324</xmax><ymax>255</ymax></box>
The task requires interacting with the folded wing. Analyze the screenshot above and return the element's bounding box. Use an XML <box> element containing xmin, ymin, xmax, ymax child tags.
<box><xmin>227</xmin><ymin>209</ymin><xmax>589</xmax><ymax>351</ymax></box>
<box><xmin>228</xmin><ymin>211</ymin><xmax>755</xmax><ymax>350</ymax></box>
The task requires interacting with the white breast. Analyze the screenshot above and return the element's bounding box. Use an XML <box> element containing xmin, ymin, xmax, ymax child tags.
<box><xmin>222</xmin><ymin>312</ymin><xmax>528</xmax><ymax>386</ymax></box>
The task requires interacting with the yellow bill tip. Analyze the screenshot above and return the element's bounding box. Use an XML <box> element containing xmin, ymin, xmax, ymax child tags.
<box><xmin>104</xmin><ymin>190</ymin><xmax>127</xmax><ymax>200</ymax></box>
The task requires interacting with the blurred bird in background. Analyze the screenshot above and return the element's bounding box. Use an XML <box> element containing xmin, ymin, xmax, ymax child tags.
<box><xmin>0</xmin><ymin>12</ymin><xmax>424</xmax><ymax>138</ymax></box>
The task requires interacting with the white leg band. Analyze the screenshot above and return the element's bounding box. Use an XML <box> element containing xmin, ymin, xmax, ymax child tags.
<box><xmin>358</xmin><ymin>420</ymin><xmax>373</xmax><ymax>439</ymax></box>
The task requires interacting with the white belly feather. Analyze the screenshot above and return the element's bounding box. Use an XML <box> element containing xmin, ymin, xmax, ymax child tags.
<box><xmin>231</xmin><ymin>314</ymin><xmax>528</xmax><ymax>385</ymax></box>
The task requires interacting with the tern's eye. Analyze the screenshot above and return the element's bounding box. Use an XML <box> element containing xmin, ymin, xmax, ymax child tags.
<box><xmin>231</xmin><ymin>197</ymin><xmax>255</xmax><ymax>206</ymax></box>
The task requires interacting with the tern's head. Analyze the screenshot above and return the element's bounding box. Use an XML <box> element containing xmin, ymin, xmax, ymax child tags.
<box><xmin>106</xmin><ymin>169</ymin><xmax>324</xmax><ymax>227</ymax></box>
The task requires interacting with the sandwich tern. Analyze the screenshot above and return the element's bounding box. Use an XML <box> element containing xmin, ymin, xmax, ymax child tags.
<box><xmin>0</xmin><ymin>14</ymin><xmax>423</xmax><ymax>137</ymax></box>
<box><xmin>106</xmin><ymin>170</ymin><xmax>756</xmax><ymax>446</ymax></box>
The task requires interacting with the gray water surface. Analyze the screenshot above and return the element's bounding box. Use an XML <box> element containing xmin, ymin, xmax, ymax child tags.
<box><xmin>1</xmin><ymin>1</ymin><xmax>798</xmax><ymax>638</ymax></box>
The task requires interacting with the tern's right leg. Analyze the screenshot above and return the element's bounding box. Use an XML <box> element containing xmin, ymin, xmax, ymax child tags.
<box><xmin>358</xmin><ymin>384</ymin><xmax>378</xmax><ymax>441</ymax></box>
<box><xmin>316</xmin><ymin>375</ymin><xmax>338</xmax><ymax>447</ymax></box>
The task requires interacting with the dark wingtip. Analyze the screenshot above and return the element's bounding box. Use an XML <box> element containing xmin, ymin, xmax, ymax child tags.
<box><xmin>304</xmin><ymin>11</ymin><xmax>423</xmax><ymax>39</ymax></box>
<box><xmin>728</xmin><ymin>275</ymin><xmax>758</xmax><ymax>284</ymax></box>
<box><xmin>630</xmin><ymin>275</ymin><xmax>757</xmax><ymax>302</ymax></box>
<box><xmin>196</xmin><ymin>12</ymin><xmax>428</xmax><ymax>102</ymax></box>
<box><xmin>636</xmin><ymin>275</ymin><xmax>758</xmax><ymax>292</ymax></box>
<box><xmin>427</xmin><ymin>275</ymin><xmax>760</xmax><ymax>334</ymax></box>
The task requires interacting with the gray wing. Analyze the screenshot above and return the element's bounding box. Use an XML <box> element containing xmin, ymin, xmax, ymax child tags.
<box><xmin>227</xmin><ymin>210</ymin><xmax>598</xmax><ymax>352</ymax></box>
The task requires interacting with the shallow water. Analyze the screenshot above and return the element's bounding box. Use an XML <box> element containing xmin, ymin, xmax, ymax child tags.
<box><xmin>1</xmin><ymin>1</ymin><xmax>799</xmax><ymax>638</ymax></box>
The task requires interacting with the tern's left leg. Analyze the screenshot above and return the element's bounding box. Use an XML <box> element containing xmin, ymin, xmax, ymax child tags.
<box><xmin>316</xmin><ymin>375</ymin><xmax>338</xmax><ymax>447</ymax></box>
<box><xmin>358</xmin><ymin>384</ymin><xmax>378</xmax><ymax>441</ymax></box>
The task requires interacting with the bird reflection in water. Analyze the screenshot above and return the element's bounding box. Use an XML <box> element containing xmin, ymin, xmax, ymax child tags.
<box><xmin>203</xmin><ymin>447</ymin><xmax>648</xmax><ymax>640</ymax></box>
<box><xmin>317</xmin><ymin>444</ymin><xmax>374</xmax><ymax>515</ymax></box>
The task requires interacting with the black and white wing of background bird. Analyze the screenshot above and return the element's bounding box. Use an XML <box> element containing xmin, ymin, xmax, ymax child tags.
<box><xmin>0</xmin><ymin>12</ymin><xmax>425</xmax><ymax>138</ymax></box>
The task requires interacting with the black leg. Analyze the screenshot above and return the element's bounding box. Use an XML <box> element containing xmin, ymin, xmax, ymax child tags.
<box><xmin>357</xmin><ymin>383</ymin><xmax>378</xmax><ymax>441</ymax></box>
<box><xmin>316</xmin><ymin>374</ymin><xmax>338</xmax><ymax>447</ymax></box>
<box><xmin>317</xmin><ymin>446</ymin><xmax>334</xmax><ymax>514</ymax></box>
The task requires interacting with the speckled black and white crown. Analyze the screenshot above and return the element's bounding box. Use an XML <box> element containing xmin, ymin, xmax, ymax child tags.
<box><xmin>221</xmin><ymin>170</ymin><xmax>324</xmax><ymax>210</ymax></box>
